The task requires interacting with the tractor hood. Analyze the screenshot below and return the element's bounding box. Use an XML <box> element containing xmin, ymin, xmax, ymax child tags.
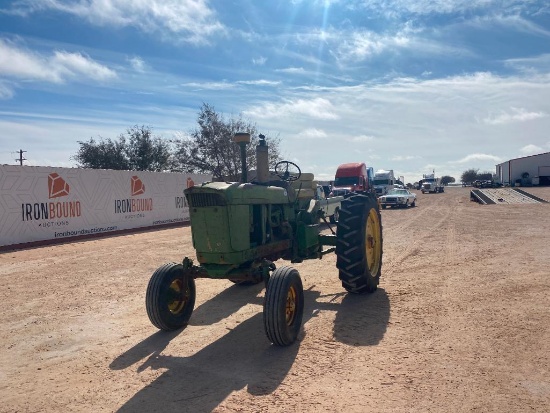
<box><xmin>185</xmin><ymin>181</ymin><xmax>292</xmax><ymax>206</ymax></box>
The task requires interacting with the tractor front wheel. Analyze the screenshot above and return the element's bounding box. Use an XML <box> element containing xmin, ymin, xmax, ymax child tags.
<box><xmin>146</xmin><ymin>263</ymin><xmax>196</xmax><ymax>331</ymax></box>
<box><xmin>263</xmin><ymin>266</ymin><xmax>304</xmax><ymax>346</ymax></box>
<box><xmin>336</xmin><ymin>194</ymin><xmax>383</xmax><ymax>293</ymax></box>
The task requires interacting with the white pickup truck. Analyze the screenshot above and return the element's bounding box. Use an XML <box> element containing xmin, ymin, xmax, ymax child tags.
<box><xmin>315</xmin><ymin>185</ymin><xmax>343</xmax><ymax>223</ymax></box>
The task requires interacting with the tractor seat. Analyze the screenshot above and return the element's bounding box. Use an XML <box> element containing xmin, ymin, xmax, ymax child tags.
<box><xmin>290</xmin><ymin>173</ymin><xmax>316</xmax><ymax>199</ymax></box>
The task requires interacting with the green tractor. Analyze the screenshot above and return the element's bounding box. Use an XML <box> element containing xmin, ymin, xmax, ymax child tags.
<box><xmin>145</xmin><ymin>133</ymin><xmax>383</xmax><ymax>346</ymax></box>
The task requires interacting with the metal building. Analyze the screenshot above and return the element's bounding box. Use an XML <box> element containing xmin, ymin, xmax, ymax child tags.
<box><xmin>496</xmin><ymin>152</ymin><xmax>550</xmax><ymax>186</ymax></box>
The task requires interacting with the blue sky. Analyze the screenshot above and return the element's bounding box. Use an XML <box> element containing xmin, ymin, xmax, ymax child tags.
<box><xmin>1</xmin><ymin>0</ymin><xmax>549</xmax><ymax>183</ymax></box>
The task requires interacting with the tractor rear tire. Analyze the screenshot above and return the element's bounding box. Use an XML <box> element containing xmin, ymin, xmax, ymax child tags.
<box><xmin>263</xmin><ymin>266</ymin><xmax>304</xmax><ymax>346</ymax></box>
<box><xmin>336</xmin><ymin>194</ymin><xmax>383</xmax><ymax>294</ymax></box>
<box><xmin>146</xmin><ymin>263</ymin><xmax>196</xmax><ymax>331</ymax></box>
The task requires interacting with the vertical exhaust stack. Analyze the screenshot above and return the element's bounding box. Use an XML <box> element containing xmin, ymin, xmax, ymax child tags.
<box><xmin>234</xmin><ymin>132</ymin><xmax>251</xmax><ymax>183</ymax></box>
<box><xmin>256</xmin><ymin>134</ymin><xmax>269</xmax><ymax>183</ymax></box>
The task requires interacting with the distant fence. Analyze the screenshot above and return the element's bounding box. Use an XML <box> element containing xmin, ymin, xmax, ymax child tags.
<box><xmin>0</xmin><ymin>165</ymin><xmax>211</xmax><ymax>249</ymax></box>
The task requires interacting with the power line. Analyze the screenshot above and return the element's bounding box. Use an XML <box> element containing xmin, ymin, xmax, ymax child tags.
<box><xmin>15</xmin><ymin>149</ymin><xmax>27</xmax><ymax>166</ymax></box>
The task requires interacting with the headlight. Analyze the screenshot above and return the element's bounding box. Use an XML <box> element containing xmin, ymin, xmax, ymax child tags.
<box><xmin>398</xmin><ymin>197</ymin><xmax>404</xmax><ymax>201</ymax></box>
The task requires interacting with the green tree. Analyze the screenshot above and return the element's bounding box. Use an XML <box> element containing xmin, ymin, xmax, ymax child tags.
<box><xmin>72</xmin><ymin>137</ymin><xmax>129</xmax><ymax>170</ymax></box>
<box><xmin>461</xmin><ymin>168</ymin><xmax>479</xmax><ymax>185</ymax></box>
<box><xmin>73</xmin><ymin>126</ymin><xmax>171</xmax><ymax>171</ymax></box>
<box><xmin>124</xmin><ymin>126</ymin><xmax>171</xmax><ymax>172</ymax></box>
<box><xmin>440</xmin><ymin>175</ymin><xmax>456</xmax><ymax>185</ymax></box>
<box><xmin>477</xmin><ymin>171</ymin><xmax>493</xmax><ymax>180</ymax></box>
<box><xmin>173</xmin><ymin>103</ymin><xmax>282</xmax><ymax>181</ymax></box>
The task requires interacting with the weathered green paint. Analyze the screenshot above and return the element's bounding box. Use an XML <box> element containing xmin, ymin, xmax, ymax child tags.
<box><xmin>197</xmin><ymin>240</ymin><xmax>292</xmax><ymax>276</ymax></box>
<box><xmin>297</xmin><ymin>224</ymin><xmax>319</xmax><ymax>255</ymax></box>
<box><xmin>190</xmin><ymin>206</ymin><xmax>231</xmax><ymax>253</ymax></box>
<box><xmin>184</xmin><ymin>178</ymin><xmax>336</xmax><ymax>278</ymax></box>
<box><xmin>188</xmin><ymin>181</ymin><xmax>292</xmax><ymax>205</ymax></box>
<box><xmin>228</xmin><ymin>205</ymin><xmax>250</xmax><ymax>251</ymax></box>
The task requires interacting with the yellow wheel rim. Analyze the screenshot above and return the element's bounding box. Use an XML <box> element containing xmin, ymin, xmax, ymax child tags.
<box><xmin>366</xmin><ymin>208</ymin><xmax>382</xmax><ymax>276</ymax></box>
<box><xmin>285</xmin><ymin>286</ymin><xmax>297</xmax><ymax>326</ymax></box>
<box><xmin>168</xmin><ymin>279</ymin><xmax>188</xmax><ymax>314</ymax></box>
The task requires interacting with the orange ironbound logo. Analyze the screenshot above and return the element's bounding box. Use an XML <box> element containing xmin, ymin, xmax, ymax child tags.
<box><xmin>131</xmin><ymin>176</ymin><xmax>145</xmax><ymax>196</ymax></box>
<box><xmin>48</xmin><ymin>173</ymin><xmax>70</xmax><ymax>199</ymax></box>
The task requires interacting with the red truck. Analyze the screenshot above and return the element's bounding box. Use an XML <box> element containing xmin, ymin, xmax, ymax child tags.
<box><xmin>331</xmin><ymin>162</ymin><xmax>375</xmax><ymax>195</ymax></box>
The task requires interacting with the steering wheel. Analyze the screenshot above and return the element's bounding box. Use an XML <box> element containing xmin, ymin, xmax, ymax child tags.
<box><xmin>274</xmin><ymin>161</ymin><xmax>302</xmax><ymax>182</ymax></box>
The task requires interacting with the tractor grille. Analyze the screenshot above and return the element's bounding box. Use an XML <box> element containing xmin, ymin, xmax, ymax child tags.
<box><xmin>186</xmin><ymin>193</ymin><xmax>226</xmax><ymax>207</ymax></box>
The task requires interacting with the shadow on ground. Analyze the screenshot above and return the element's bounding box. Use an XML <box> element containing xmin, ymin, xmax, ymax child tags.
<box><xmin>111</xmin><ymin>313</ymin><xmax>298</xmax><ymax>412</ymax></box>
<box><xmin>110</xmin><ymin>284</ymin><xmax>389</xmax><ymax>412</ymax></box>
<box><xmin>189</xmin><ymin>282</ymin><xmax>264</xmax><ymax>326</ymax></box>
<box><xmin>304</xmin><ymin>287</ymin><xmax>390</xmax><ymax>346</ymax></box>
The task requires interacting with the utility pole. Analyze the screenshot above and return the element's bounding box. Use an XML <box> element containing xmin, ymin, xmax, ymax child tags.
<box><xmin>15</xmin><ymin>149</ymin><xmax>27</xmax><ymax>166</ymax></box>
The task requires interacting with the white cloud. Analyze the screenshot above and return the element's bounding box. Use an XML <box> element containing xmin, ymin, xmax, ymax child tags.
<box><xmin>52</xmin><ymin>51</ymin><xmax>117</xmax><ymax>81</ymax></box>
<box><xmin>252</xmin><ymin>56</ymin><xmax>267</xmax><ymax>66</ymax></box>
<box><xmin>391</xmin><ymin>155</ymin><xmax>416</xmax><ymax>161</ymax></box>
<box><xmin>295</xmin><ymin>128</ymin><xmax>328</xmax><ymax>139</ymax></box>
<box><xmin>348</xmin><ymin>0</ymin><xmax>536</xmax><ymax>17</ymax></box>
<box><xmin>0</xmin><ymin>39</ymin><xmax>61</xmax><ymax>82</ymax></box>
<box><xmin>276</xmin><ymin>67</ymin><xmax>307</xmax><ymax>74</ymax></box>
<box><xmin>0</xmin><ymin>81</ymin><xmax>14</xmax><ymax>99</ymax></box>
<box><xmin>468</xmin><ymin>13</ymin><xmax>550</xmax><ymax>38</ymax></box>
<box><xmin>349</xmin><ymin>135</ymin><xmax>375</xmax><ymax>143</ymax></box>
<box><xmin>483</xmin><ymin>107</ymin><xmax>547</xmax><ymax>125</ymax></box>
<box><xmin>0</xmin><ymin>39</ymin><xmax>116</xmax><ymax>83</ymax></box>
<box><xmin>289</xmin><ymin>24</ymin><xmax>472</xmax><ymax>65</ymax></box>
<box><xmin>180</xmin><ymin>81</ymin><xmax>235</xmax><ymax>90</ymax></box>
<box><xmin>520</xmin><ymin>144</ymin><xmax>543</xmax><ymax>155</ymax></box>
<box><xmin>454</xmin><ymin>154</ymin><xmax>503</xmax><ymax>164</ymax></box>
<box><xmin>242</xmin><ymin>70</ymin><xmax>550</xmax><ymax>182</ymax></box>
<box><xmin>236</xmin><ymin>80</ymin><xmax>281</xmax><ymax>86</ymax></box>
<box><xmin>286</xmin><ymin>26</ymin><xmax>415</xmax><ymax>63</ymax></box>
<box><xmin>7</xmin><ymin>0</ymin><xmax>225</xmax><ymax>45</ymax></box>
<box><xmin>128</xmin><ymin>56</ymin><xmax>147</xmax><ymax>73</ymax></box>
<box><xmin>335</xmin><ymin>30</ymin><xmax>410</xmax><ymax>62</ymax></box>
<box><xmin>244</xmin><ymin>97</ymin><xmax>340</xmax><ymax>120</ymax></box>
<box><xmin>505</xmin><ymin>53</ymin><xmax>550</xmax><ymax>74</ymax></box>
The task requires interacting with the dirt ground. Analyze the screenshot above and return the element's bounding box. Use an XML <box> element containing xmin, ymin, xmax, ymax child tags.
<box><xmin>1</xmin><ymin>187</ymin><xmax>550</xmax><ymax>412</ymax></box>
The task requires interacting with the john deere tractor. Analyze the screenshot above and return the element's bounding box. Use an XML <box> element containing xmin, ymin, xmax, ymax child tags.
<box><xmin>145</xmin><ymin>133</ymin><xmax>383</xmax><ymax>346</ymax></box>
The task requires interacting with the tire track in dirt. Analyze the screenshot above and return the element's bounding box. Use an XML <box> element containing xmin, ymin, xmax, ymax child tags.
<box><xmin>444</xmin><ymin>203</ymin><xmax>461</xmax><ymax>265</ymax></box>
<box><xmin>445</xmin><ymin>220</ymin><xmax>457</xmax><ymax>264</ymax></box>
<box><xmin>381</xmin><ymin>201</ymin><xmax>432</xmax><ymax>237</ymax></box>
<box><xmin>382</xmin><ymin>192</ymin><xmax>456</xmax><ymax>278</ymax></box>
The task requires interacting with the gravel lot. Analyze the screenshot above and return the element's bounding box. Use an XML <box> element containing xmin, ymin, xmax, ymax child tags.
<box><xmin>1</xmin><ymin>186</ymin><xmax>549</xmax><ymax>412</ymax></box>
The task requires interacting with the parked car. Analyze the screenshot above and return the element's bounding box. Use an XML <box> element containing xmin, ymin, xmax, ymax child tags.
<box><xmin>473</xmin><ymin>180</ymin><xmax>501</xmax><ymax>188</ymax></box>
<box><xmin>379</xmin><ymin>188</ymin><xmax>417</xmax><ymax>209</ymax></box>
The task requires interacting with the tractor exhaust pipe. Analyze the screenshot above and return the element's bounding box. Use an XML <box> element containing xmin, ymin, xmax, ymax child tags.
<box><xmin>234</xmin><ymin>132</ymin><xmax>250</xmax><ymax>183</ymax></box>
<box><xmin>256</xmin><ymin>134</ymin><xmax>269</xmax><ymax>183</ymax></box>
